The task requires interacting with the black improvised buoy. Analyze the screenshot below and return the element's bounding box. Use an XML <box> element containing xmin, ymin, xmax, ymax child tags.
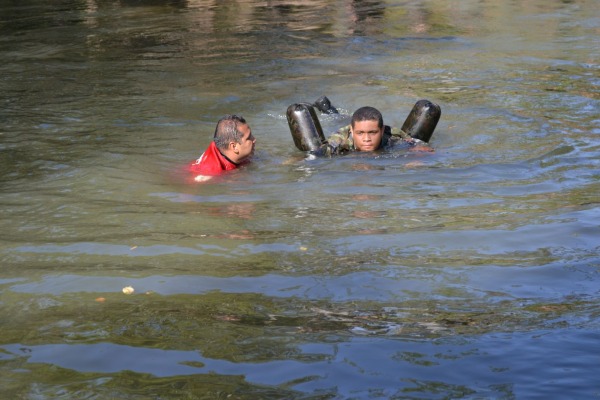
<box><xmin>286</xmin><ymin>103</ymin><xmax>327</xmax><ymax>152</ymax></box>
<box><xmin>313</xmin><ymin>96</ymin><xmax>338</xmax><ymax>114</ymax></box>
<box><xmin>401</xmin><ymin>99</ymin><xmax>441</xmax><ymax>143</ymax></box>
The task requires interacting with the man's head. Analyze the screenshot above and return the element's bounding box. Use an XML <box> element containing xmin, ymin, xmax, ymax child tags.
<box><xmin>214</xmin><ymin>114</ymin><xmax>256</xmax><ymax>164</ymax></box>
<box><xmin>350</xmin><ymin>106</ymin><xmax>384</xmax><ymax>151</ymax></box>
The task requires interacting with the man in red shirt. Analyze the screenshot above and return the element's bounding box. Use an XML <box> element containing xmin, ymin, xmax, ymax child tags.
<box><xmin>189</xmin><ymin>115</ymin><xmax>256</xmax><ymax>182</ymax></box>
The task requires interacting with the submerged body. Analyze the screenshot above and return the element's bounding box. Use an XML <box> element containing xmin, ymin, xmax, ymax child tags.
<box><xmin>322</xmin><ymin>124</ymin><xmax>428</xmax><ymax>156</ymax></box>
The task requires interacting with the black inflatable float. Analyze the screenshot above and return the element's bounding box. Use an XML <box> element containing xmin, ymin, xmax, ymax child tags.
<box><xmin>286</xmin><ymin>102</ymin><xmax>327</xmax><ymax>152</ymax></box>
<box><xmin>400</xmin><ymin>99</ymin><xmax>441</xmax><ymax>143</ymax></box>
<box><xmin>313</xmin><ymin>95</ymin><xmax>338</xmax><ymax>114</ymax></box>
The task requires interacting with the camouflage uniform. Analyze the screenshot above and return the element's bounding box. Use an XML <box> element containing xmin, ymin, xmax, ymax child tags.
<box><xmin>316</xmin><ymin>124</ymin><xmax>421</xmax><ymax>157</ymax></box>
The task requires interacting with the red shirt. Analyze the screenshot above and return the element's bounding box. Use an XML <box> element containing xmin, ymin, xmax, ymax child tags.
<box><xmin>188</xmin><ymin>142</ymin><xmax>238</xmax><ymax>176</ymax></box>
<box><xmin>189</xmin><ymin>141</ymin><xmax>238</xmax><ymax>177</ymax></box>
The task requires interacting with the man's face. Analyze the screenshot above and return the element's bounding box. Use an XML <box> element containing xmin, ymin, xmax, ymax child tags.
<box><xmin>234</xmin><ymin>123</ymin><xmax>256</xmax><ymax>162</ymax></box>
<box><xmin>351</xmin><ymin>120</ymin><xmax>383</xmax><ymax>151</ymax></box>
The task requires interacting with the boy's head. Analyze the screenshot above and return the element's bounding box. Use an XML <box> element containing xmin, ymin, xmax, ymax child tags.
<box><xmin>350</xmin><ymin>107</ymin><xmax>384</xmax><ymax>151</ymax></box>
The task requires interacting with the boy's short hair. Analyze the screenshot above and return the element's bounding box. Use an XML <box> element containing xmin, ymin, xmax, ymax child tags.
<box><xmin>351</xmin><ymin>107</ymin><xmax>383</xmax><ymax>129</ymax></box>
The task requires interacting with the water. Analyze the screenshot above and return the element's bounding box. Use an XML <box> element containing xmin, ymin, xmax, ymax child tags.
<box><xmin>1</xmin><ymin>0</ymin><xmax>599</xmax><ymax>398</ymax></box>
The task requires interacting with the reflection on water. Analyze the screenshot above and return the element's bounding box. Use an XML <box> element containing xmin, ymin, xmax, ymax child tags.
<box><xmin>1</xmin><ymin>0</ymin><xmax>599</xmax><ymax>398</ymax></box>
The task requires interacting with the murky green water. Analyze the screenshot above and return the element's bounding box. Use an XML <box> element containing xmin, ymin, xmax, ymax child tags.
<box><xmin>1</xmin><ymin>0</ymin><xmax>599</xmax><ymax>398</ymax></box>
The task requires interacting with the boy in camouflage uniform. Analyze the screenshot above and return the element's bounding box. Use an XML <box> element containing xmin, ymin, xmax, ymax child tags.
<box><xmin>318</xmin><ymin>106</ymin><xmax>432</xmax><ymax>157</ymax></box>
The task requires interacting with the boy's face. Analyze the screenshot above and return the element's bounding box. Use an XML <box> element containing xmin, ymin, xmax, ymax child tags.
<box><xmin>351</xmin><ymin>120</ymin><xmax>383</xmax><ymax>151</ymax></box>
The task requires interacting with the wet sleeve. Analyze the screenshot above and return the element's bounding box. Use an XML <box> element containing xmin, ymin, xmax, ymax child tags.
<box><xmin>389</xmin><ymin>126</ymin><xmax>413</xmax><ymax>141</ymax></box>
<box><xmin>320</xmin><ymin>126</ymin><xmax>353</xmax><ymax>156</ymax></box>
<box><xmin>389</xmin><ymin>126</ymin><xmax>433</xmax><ymax>151</ymax></box>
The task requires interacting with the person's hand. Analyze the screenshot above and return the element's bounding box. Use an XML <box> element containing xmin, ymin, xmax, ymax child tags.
<box><xmin>409</xmin><ymin>144</ymin><xmax>435</xmax><ymax>153</ymax></box>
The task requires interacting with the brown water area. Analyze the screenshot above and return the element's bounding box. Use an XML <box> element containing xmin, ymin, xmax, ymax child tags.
<box><xmin>1</xmin><ymin>0</ymin><xmax>599</xmax><ymax>398</ymax></box>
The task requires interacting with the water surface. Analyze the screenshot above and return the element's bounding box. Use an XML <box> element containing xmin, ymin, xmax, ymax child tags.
<box><xmin>1</xmin><ymin>0</ymin><xmax>599</xmax><ymax>398</ymax></box>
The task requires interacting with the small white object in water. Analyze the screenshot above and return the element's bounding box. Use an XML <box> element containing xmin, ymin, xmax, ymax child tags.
<box><xmin>349</xmin><ymin>326</ymin><xmax>373</xmax><ymax>335</ymax></box>
<box><xmin>122</xmin><ymin>286</ymin><xmax>134</xmax><ymax>295</ymax></box>
<box><xmin>194</xmin><ymin>175</ymin><xmax>213</xmax><ymax>182</ymax></box>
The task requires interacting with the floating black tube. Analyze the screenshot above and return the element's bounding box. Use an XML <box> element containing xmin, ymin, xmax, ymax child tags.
<box><xmin>401</xmin><ymin>99</ymin><xmax>441</xmax><ymax>143</ymax></box>
<box><xmin>313</xmin><ymin>95</ymin><xmax>338</xmax><ymax>114</ymax></box>
<box><xmin>286</xmin><ymin>103</ymin><xmax>327</xmax><ymax>152</ymax></box>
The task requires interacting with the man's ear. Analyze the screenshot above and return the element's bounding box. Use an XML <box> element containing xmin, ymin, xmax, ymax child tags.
<box><xmin>229</xmin><ymin>141</ymin><xmax>238</xmax><ymax>153</ymax></box>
